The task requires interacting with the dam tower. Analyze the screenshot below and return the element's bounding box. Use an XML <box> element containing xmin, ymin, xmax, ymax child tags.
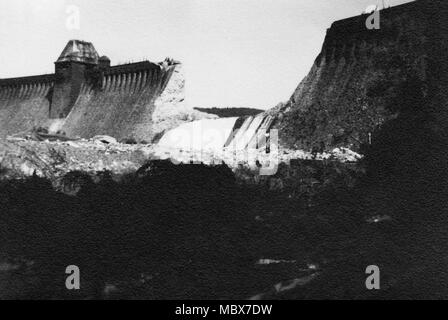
<box><xmin>0</xmin><ymin>39</ymin><xmax>193</xmax><ymax>140</ymax></box>
<box><xmin>51</xmin><ymin>40</ymin><xmax>100</xmax><ymax>118</ymax></box>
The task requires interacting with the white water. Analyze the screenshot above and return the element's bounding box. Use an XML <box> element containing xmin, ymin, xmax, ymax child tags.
<box><xmin>158</xmin><ymin>117</ymin><xmax>239</xmax><ymax>153</ymax></box>
<box><xmin>247</xmin><ymin>115</ymin><xmax>274</xmax><ymax>149</ymax></box>
<box><xmin>157</xmin><ymin>113</ymin><xmax>276</xmax><ymax>162</ymax></box>
<box><xmin>228</xmin><ymin>113</ymin><xmax>265</xmax><ymax>150</ymax></box>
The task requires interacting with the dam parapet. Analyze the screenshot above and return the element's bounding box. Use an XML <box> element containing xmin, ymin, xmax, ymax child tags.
<box><xmin>0</xmin><ymin>40</ymin><xmax>207</xmax><ymax>141</ymax></box>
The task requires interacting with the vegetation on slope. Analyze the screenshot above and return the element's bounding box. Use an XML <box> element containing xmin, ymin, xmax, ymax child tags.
<box><xmin>194</xmin><ymin>107</ymin><xmax>264</xmax><ymax>118</ymax></box>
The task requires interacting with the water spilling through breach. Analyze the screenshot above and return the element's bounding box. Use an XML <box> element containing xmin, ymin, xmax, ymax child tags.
<box><xmin>157</xmin><ymin>113</ymin><xmax>275</xmax><ymax>154</ymax></box>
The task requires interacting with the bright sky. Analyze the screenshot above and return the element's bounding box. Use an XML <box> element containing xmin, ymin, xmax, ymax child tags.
<box><xmin>0</xmin><ymin>0</ymin><xmax>414</xmax><ymax>109</ymax></box>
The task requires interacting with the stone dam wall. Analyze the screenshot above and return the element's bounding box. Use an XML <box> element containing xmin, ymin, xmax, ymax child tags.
<box><xmin>272</xmin><ymin>0</ymin><xmax>448</xmax><ymax>151</ymax></box>
<box><xmin>0</xmin><ymin>40</ymin><xmax>201</xmax><ymax>142</ymax></box>
<box><xmin>0</xmin><ymin>75</ymin><xmax>55</xmax><ymax>138</ymax></box>
<box><xmin>61</xmin><ymin>61</ymin><xmax>181</xmax><ymax>141</ymax></box>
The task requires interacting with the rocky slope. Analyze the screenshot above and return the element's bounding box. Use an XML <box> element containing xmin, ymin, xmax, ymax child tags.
<box><xmin>0</xmin><ymin>136</ymin><xmax>360</xmax><ymax>195</ymax></box>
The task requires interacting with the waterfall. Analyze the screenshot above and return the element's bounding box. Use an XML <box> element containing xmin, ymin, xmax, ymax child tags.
<box><xmin>158</xmin><ymin>117</ymin><xmax>239</xmax><ymax>153</ymax></box>
<box><xmin>158</xmin><ymin>113</ymin><xmax>273</xmax><ymax>154</ymax></box>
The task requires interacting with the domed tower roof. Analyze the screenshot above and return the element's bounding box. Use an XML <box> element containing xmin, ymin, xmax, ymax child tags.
<box><xmin>56</xmin><ymin>40</ymin><xmax>99</xmax><ymax>65</ymax></box>
<box><xmin>98</xmin><ymin>55</ymin><xmax>111</xmax><ymax>69</ymax></box>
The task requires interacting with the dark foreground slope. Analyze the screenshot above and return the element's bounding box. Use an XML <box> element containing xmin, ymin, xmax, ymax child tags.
<box><xmin>1</xmin><ymin>161</ymin><xmax>305</xmax><ymax>299</ymax></box>
<box><xmin>1</xmin><ymin>155</ymin><xmax>448</xmax><ymax>299</ymax></box>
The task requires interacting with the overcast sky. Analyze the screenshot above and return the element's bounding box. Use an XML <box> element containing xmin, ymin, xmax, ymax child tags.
<box><xmin>0</xmin><ymin>0</ymin><xmax>414</xmax><ymax>109</ymax></box>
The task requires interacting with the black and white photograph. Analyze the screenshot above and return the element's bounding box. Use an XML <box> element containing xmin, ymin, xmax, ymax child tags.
<box><xmin>0</xmin><ymin>0</ymin><xmax>447</xmax><ymax>306</ymax></box>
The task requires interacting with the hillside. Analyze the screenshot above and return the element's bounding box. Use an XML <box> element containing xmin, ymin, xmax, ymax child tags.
<box><xmin>272</xmin><ymin>0</ymin><xmax>448</xmax><ymax>153</ymax></box>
